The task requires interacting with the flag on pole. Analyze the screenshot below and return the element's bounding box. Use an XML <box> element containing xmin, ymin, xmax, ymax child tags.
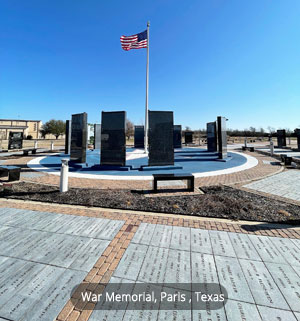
<box><xmin>120</xmin><ymin>30</ymin><xmax>148</xmax><ymax>51</ymax></box>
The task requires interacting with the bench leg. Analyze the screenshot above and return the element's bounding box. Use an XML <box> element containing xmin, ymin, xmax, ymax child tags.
<box><xmin>23</xmin><ymin>151</ymin><xmax>29</xmax><ymax>156</ymax></box>
<box><xmin>8</xmin><ymin>170</ymin><xmax>21</xmax><ymax>182</ymax></box>
<box><xmin>153</xmin><ymin>179</ymin><xmax>158</xmax><ymax>192</ymax></box>
<box><xmin>187</xmin><ymin>178</ymin><xmax>194</xmax><ymax>191</ymax></box>
<box><xmin>32</xmin><ymin>149</ymin><xmax>37</xmax><ymax>154</ymax></box>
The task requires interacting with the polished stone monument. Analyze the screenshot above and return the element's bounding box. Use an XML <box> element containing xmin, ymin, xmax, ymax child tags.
<box><xmin>148</xmin><ymin>111</ymin><xmax>174</xmax><ymax>166</ymax></box>
<box><xmin>173</xmin><ymin>125</ymin><xmax>182</xmax><ymax>148</ymax></box>
<box><xmin>70</xmin><ymin>113</ymin><xmax>87</xmax><ymax>163</ymax></box>
<box><xmin>277</xmin><ymin>129</ymin><xmax>286</xmax><ymax>148</ymax></box>
<box><xmin>185</xmin><ymin>131</ymin><xmax>193</xmax><ymax>144</ymax></box>
<box><xmin>217</xmin><ymin>116</ymin><xmax>227</xmax><ymax>159</ymax></box>
<box><xmin>295</xmin><ymin>128</ymin><xmax>300</xmax><ymax>150</ymax></box>
<box><xmin>101</xmin><ymin>111</ymin><xmax>126</xmax><ymax>166</ymax></box>
<box><xmin>65</xmin><ymin>120</ymin><xmax>71</xmax><ymax>155</ymax></box>
<box><xmin>134</xmin><ymin>125</ymin><xmax>144</xmax><ymax>148</ymax></box>
<box><xmin>8</xmin><ymin>132</ymin><xmax>23</xmax><ymax>150</ymax></box>
<box><xmin>207</xmin><ymin>122</ymin><xmax>217</xmax><ymax>152</ymax></box>
<box><xmin>94</xmin><ymin>124</ymin><xmax>101</xmax><ymax>150</ymax></box>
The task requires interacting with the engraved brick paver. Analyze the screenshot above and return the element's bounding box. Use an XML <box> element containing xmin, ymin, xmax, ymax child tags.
<box><xmin>0</xmin><ymin>202</ymin><xmax>300</xmax><ymax>321</ymax></box>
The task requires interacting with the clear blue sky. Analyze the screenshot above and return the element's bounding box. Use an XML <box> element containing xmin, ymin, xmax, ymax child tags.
<box><xmin>1</xmin><ymin>0</ymin><xmax>300</xmax><ymax>131</ymax></box>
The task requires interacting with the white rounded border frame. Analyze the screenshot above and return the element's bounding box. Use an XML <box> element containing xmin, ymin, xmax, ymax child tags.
<box><xmin>27</xmin><ymin>152</ymin><xmax>258</xmax><ymax>181</ymax></box>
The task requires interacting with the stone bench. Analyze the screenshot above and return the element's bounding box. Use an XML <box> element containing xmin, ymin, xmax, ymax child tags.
<box><xmin>0</xmin><ymin>165</ymin><xmax>21</xmax><ymax>181</ymax></box>
<box><xmin>152</xmin><ymin>173</ymin><xmax>194</xmax><ymax>192</ymax></box>
<box><xmin>23</xmin><ymin>148</ymin><xmax>37</xmax><ymax>156</ymax></box>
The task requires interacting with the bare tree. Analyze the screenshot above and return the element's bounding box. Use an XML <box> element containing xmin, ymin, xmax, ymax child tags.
<box><xmin>125</xmin><ymin>119</ymin><xmax>134</xmax><ymax>140</ymax></box>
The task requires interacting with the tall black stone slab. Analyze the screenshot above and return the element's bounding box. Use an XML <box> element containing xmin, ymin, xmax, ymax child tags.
<box><xmin>65</xmin><ymin>120</ymin><xmax>71</xmax><ymax>155</ymax></box>
<box><xmin>70</xmin><ymin>113</ymin><xmax>87</xmax><ymax>163</ymax></box>
<box><xmin>295</xmin><ymin>128</ymin><xmax>300</xmax><ymax>150</ymax></box>
<box><xmin>8</xmin><ymin>132</ymin><xmax>23</xmax><ymax>150</ymax></box>
<box><xmin>185</xmin><ymin>131</ymin><xmax>193</xmax><ymax>144</ymax></box>
<box><xmin>148</xmin><ymin>111</ymin><xmax>174</xmax><ymax>166</ymax></box>
<box><xmin>277</xmin><ymin>130</ymin><xmax>286</xmax><ymax>148</ymax></box>
<box><xmin>94</xmin><ymin>124</ymin><xmax>101</xmax><ymax>150</ymax></box>
<box><xmin>100</xmin><ymin>111</ymin><xmax>126</xmax><ymax>166</ymax></box>
<box><xmin>134</xmin><ymin>126</ymin><xmax>144</xmax><ymax>148</ymax></box>
<box><xmin>217</xmin><ymin>116</ymin><xmax>227</xmax><ymax>159</ymax></box>
<box><xmin>173</xmin><ymin>125</ymin><xmax>182</xmax><ymax>148</ymax></box>
<box><xmin>207</xmin><ymin>122</ymin><xmax>217</xmax><ymax>152</ymax></box>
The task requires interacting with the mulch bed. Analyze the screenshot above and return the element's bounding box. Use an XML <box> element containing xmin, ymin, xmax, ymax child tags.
<box><xmin>1</xmin><ymin>182</ymin><xmax>300</xmax><ymax>224</ymax></box>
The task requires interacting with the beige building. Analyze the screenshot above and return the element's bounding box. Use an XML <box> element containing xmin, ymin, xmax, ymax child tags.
<box><xmin>0</xmin><ymin>119</ymin><xmax>42</xmax><ymax>140</ymax></box>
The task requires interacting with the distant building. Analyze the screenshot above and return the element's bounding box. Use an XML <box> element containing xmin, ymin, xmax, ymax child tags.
<box><xmin>0</xmin><ymin>119</ymin><xmax>42</xmax><ymax>140</ymax></box>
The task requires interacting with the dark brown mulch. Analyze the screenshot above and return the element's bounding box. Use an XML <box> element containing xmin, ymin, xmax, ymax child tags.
<box><xmin>1</xmin><ymin>182</ymin><xmax>300</xmax><ymax>224</ymax></box>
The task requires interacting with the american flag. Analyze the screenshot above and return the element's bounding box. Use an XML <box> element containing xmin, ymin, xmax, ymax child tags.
<box><xmin>120</xmin><ymin>30</ymin><xmax>147</xmax><ymax>51</ymax></box>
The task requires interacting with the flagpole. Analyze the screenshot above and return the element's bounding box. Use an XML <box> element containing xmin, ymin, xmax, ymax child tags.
<box><xmin>144</xmin><ymin>21</ymin><xmax>150</xmax><ymax>153</ymax></box>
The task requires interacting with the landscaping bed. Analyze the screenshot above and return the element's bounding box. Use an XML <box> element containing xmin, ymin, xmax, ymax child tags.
<box><xmin>1</xmin><ymin>182</ymin><xmax>300</xmax><ymax>224</ymax></box>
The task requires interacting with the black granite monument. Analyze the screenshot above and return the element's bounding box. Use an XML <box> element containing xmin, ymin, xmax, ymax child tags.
<box><xmin>173</xmin><ymin>125</ymin><xmax>182</xmax><ymax>148</ymax></box>
<box><xmin>185</xmin><ymin>131</ymin><xmax>193</xmax><ymax>144</ymax></box>
<box><xmin>295</xmin><ymin>128</ymin><xmax>300</xmax><ymax>150</ymax></box>
<box><xmin>217</xmin><ymin>116</ymin><xmax>227</xmax><ymax>159</ymax></box>
<box><xmin>148</xmin><ymin>111</ymin><xmax>174</xmax><ymax>166</ymax></box>
<box><xmin>65</xmin><ymin>120</ymin><xmax>71</xmax><ymax>155</ymax></box>
<box><xmin>70</xmin><ymin>113</ymin><xmax>87</xmax><ymax>163</ymax></box>
<box><xmin>134</xmin><ymin>125</ymin><xmax>144</xmax><ymax>148</ymax></box>
<box><xmin>94</xmin><ymin>124</ymin><xmax>101</xmax><ymax>150</ymax></box>
<box><xmin>100</xmin><ymin>111</ymin><xmax>126</xmax><ymax>166</ymax></box>
<box><xmin>207</xmin><ymin>122</ymin><xmax>217</xmax><ymax>152</ymax></box>
<box><xmin>277</xmin><ymin>129</ymin><xmax>286</xmax><ymax>148</ymax></box>
<box><xmin>8</xmin><ymin>132</ymin><xmax>23</xmax><ymax>150</ymax></box>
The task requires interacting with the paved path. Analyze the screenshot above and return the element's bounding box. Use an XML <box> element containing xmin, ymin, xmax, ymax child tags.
<box><xmin>0</xmin><ymin>205</ymin><xmax>299</xmax><ymax>321</ymax></box>
<box><xmin>244</xmin><ymin>170</ymin><xmax>300</xmax><ymax>202</ymax></box>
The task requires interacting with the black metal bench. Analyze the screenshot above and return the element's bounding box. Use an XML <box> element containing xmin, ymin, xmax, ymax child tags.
<box><xmin>0</xmin><ymin>166</ymin><xmax>21</xmax><ymax>181</ymax></box>
<box><xmin>23</xmin><ymin>148</ymin><xmax>37</xmax><ymax>156</ymax></box>
<box><xmin>152</xmin><ymin>173</ymin><xmax>195</xmax><ymax>192</ymax></box>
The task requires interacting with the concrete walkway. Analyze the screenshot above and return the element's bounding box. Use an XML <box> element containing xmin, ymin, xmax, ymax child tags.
<box><xmin>0</xmin><ymin>206</ymin><xmax>299</xmax><ymax>321</ymax></box>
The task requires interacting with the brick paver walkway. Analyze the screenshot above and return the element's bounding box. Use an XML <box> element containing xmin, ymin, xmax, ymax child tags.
<box><xmin>0</xmin><ymin>201</ymin><xmax>299</xmax><ymax>321</ymax></box>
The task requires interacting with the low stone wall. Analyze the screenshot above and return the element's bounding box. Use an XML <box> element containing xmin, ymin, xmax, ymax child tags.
<box><xmin>0</xmin><ymin>139</ymin><xmax>65</xmax><ymax>150</ymax></box>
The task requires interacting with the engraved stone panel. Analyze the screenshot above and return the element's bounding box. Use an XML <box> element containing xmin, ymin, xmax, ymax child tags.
<box><xmin>173</xmin><ymin>125</ymin><xmax>182</xmax><ymax>148</ymax></box>
<box><xmin>215</xmin><ymin>256</ymin><xmax>254</xmax><ymax>303</ymax></box>
<box><xmin>269</xmin><ymin>237</ymin><xmax>300</xmax><ymax>267</ymax></box>
<box><xmin>70</xmin><ymin>113</ymin><xmax>87</xmax><ymax>163</ymax></box>
<box><xmin>228</xmin><ymin>232</ymin><xmax>261</xmax><ymax>261</ymax></box>
<box><xmin>257</xmin><ymin>305</ymin><xmax>298</xmax><ymax>321</ymax></box>
<box><xmin>101</xmin><ymin>111</ymin><xmax>126</xmax><ymax>166</ymax></box>
<box><xmin>148</xmin><ymin>110</ymin><xmax>174</xmax><ymax>166</ymax></box>
<box><xmin>296</xmin><ymin>128</ymin><xmax>300</xmax><ymax>150</ymax></box>
<box><xmin>8</xmin><ymin>131</ymin><xmax>23</xmax><ymax>150</ymax></box>
<box><xmin>248</xmin><ymin>235</ymin><xmax>288</xmax><ymax>264</ymax></box>
<box><xmin>138</xmin><ymin>246</ymin><xmax>169</xmax><ymax>283</ymax></box>
<box><xmin>184</xmin><ymin>131</ymin><xmax>193</xmax><ymax>144</ymax></box>
<box><xmin>134</xmin><ymin>125</ymin><xmax>144</xmax><ymax>148</ymax></box>
<box><xmin>239</xmin><ymin>259</ymin><xmax>289</xmax><ymax>309</ymax></box>
<box><xmin>217</xmin><ymin>116</ymin><xmax>227</xmax><ymax>159</ymax></box>
<box><xmin>209</xmin><ymin>230</ymin><xmax>236</xmax><ymax>257</ymax></box>
<box><xmin>94</xmin><ymin>124</ymin><xmax>101</xmax><ymax>150</ymax></box>
<box><xmin>170</xmin><ymin>226</ymin><xmax>190</xmax><ymax>251</ymax></box>
<box><xmin>191</xmin><ymin>228</ymin><xmax>212</xmax><ymax>254</ymax></box>
<box><xmin>150</xmin><ymin>224</ymin><xmax>172</xmax><ymax>248</ymax></box>
<box><xmin>277</xmin><ymin>129</ymin><xmax>287</xmax><ymax>148</ymax></box>
<box><xmin>225</xmin><ymin>300</ymin><xmax>262</xmax><ymax>321</ymax></box>
<box><xmin>113</xmin><ymin>243</ymin><xmax>148</xmax><ymax>280</ymax></box>
<box><xmin>131</xmin><ymin>223</ymin><xmax>156</xmax><ymax>245</ymax></box>
<box><xmin>65</xmin><ymin>120</ymin><xmax>71</xmax><ymax>154</ymax></box>
<box><xmin>207</xmin><ymin>122</ymin><xmax>217</xmax><ymax>152</ymax></box>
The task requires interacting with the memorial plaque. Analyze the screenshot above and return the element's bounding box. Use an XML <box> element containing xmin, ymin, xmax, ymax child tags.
<box><xmin>258</xmin><ymin>305</ymin><xmax>298</xmax><ymax>321</ymax></box>
<box><xmin>193</xmin><ymin>306</ymin><xmax>227</xmax><ymax>321</ymax></box>
<box><xmin>239</xmin><ymin>259</ymin><xmax>289</xmax><ymax>309</ymax></box>
<box><xmin>101</xmin><ymin>111</ymin><xmax>126</xmax><ymax>166</ymax></box>
<box><xmin>295</xmin><ymin>128</ymin><xmax>300</xmax><ymax>150</ymax></box>
<box><xmin>113</xmin><ymin>243</ymin><xmax>148</xmax><ymax>280</ymax></box>
<box><xmin>209</xmin><ymin>230</ymin><xmax>236</xmax><ymax>257</ymax></box>
<box><xmin>173</xmin><ymin>125</ymin><xmax>182</xmax><ymax>148</ymax></box>
<box><xmin>70</xmin><ymin>113</ymin><xmax>87</xmax><ymax>163</ymax></box>
<box><xmin>65</xmin><ymin>120</ymin><xmax>71</xmax><ymax>154</ymax></box>
<box><xmin>207</xmin><ymin>122</ymin><xmax>217</xmax><ymax>152</ymax></box>
<box><xmin>134</xmin><ymin>125</ymin><xmax>144</xmax><ymax>148</ymax></box>
<box><xmin>217</xmin><ymin>116</ymin><xmax>227</xmax><ymax>159</ymax></box>
<box><xmin>184</xmin><ymin>131</ymin><xmax>193</xmax><ymax>144</ymax></box>
<box><xmin>191</xmin><ymin>253</ymin><xmax>218</xmax><ymax>285</ymax></box>
<box><xmin>170</xmin><ymin>226</ymin><xmax>190</xmax><ymax>251</ymax></box>
<box><xmin>277</xmin><ymin>129</ymin><xmax>286</xmax><ymax>148</ymax></box>
<box><xmin>266</xmin><ymin>262</ymin><xmax>300</xmax><ymax>312</ymax></box>
<box><xmin>150</xmin><ymin>224</ymin><xmax>172</xmax><ymax>248</ymax></box>
<box><xmin>94</xmin><ymin>124</ymin><xmax>101</xmax><ymax>149</ymax></box>
<box><xmin>138</xmin><ymin>246</ymin><xmax>169</xmax><ymax>283</ymax></box>
<box><xmin>164</xmin><ymin>249</ymin><xmax>191</xmax><ymax>290</ymax></box>
<box><xmin>191</xmin><ymin>228</ymin><xmax>212</xmax><ymax>254</ymax></box>
<box><xmin>270</xmin><ymin>237</ymin><xmax>300</xmax><ymax>267</ymax></box>
<box><xmin>225</xmin><ymin>300</ymin><xmax>262</xmax><ymax>321</ymax></box>
<box><xmin>148</xmin><ymin>111</ymin><xmax>174</xmax><ymax>166</ymax></box>
<box><xmin>96</xmin><ymin>220</ymin><xmax>125</xmax><ymax>240</ymax></box>
<box><xmin>215</xmin><ymin>256</ymin><xmax>254</xmax><ymax>303</ymax></box>
<box><xmin>8</xmin><ymin>131</ymin><xmax>23</xmax><ymax>150</ymax></box>
<box><xmin>228</xmin><ymin>232</ymin><xmax>261</xmax><ymax>261</ymax></box>
<box><xmin>248</xmin><ymin>235</ymin><xmax>287</xmax><ymax>264</ymax></box>
<box><xmin>131</xmin><ymin>223</ymin><xmax>156</xmax><ymax>245</ymax></box>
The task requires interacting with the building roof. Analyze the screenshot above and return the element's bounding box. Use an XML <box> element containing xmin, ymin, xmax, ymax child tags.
<box><xmin>0</xmin><ymin>119</ymin><xmax>41</xmax><ymax>122</ymax></box>
<box><xmin>0</xmin><ymin>125</ymin><xmax>27</xmax><ymax>129</ymax></box>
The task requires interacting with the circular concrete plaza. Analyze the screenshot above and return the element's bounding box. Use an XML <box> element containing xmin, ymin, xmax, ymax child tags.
<box><xmin>27</xmin><ymin>147</ymin><xmax>258</xmax><ymax>181</ymax></box>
